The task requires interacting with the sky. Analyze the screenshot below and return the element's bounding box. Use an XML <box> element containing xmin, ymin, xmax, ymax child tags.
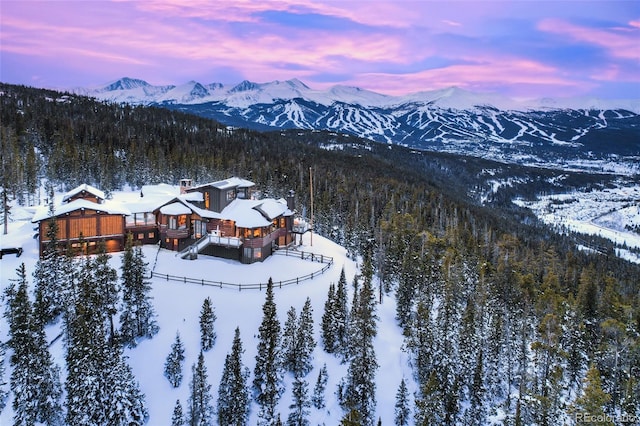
<box><xmin>1</xmin><ymin>0</ymin><xmax>639</xmax><ymax>99</ymax></box>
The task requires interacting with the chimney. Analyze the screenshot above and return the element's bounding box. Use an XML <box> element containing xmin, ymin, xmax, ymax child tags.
<box><xmin>286</xmin><ymin>190</ymin><xmax>295</xmax><ymax>212</ymax></box>
<box><xmin>179</xmin><ymin>178</ymin><xmax>193</xmax><ymax>194</ymax></box>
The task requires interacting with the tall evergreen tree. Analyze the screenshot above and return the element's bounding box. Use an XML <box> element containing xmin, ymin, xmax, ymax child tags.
<box><xmin>0</xmin><ymin>324</ymin><xmax>6</xmax><ymax>413</ymax></box>
<box><xmin>570</xmin><ymin>364</ymin><xmax>612</xmax><ymax>426</ymax></box>
<box><xmin>120</xmin><ymin>235</ymin><xmax>158</xmax><ymax>347</ymax></box>
<box><xmin>340</xmin><ymin>259</ymin><xmax>378</xmax><ymax>425</ymax></box>
<box><xmin>187</xmin><ymin>351</ymin><xmax>214</xmax><ymax>426</ymax></box>
<box><xmin>287</xmin><ymin>375</ymin><xmax>311</xmax><ymax>426</ymax></box>
<box><xmin>33</xmin><ymin>189</ymin><xmax>65</xmax><ymax>324</ymax></box>
<box><xmin>172</xmin><ymin>399</ymin><xmax>185</xmax><ymax>426</ymax></box>
<box><xmin>282</xmin><ymin>306</ymin><xmax>298</xmax><ymax>372</ymax></box>
<box><xmin>65</xmin><ymin>256</ymin><xmax>147</xmax><ymax>425</ymax></box>
<box><xmin>312</xmin><ymin>364</ymin><xmax>328</xmax><ymax>410</ymax></box>
<box><xmin>394</xmin><ymin>378</ymin><xmax>410</xmax><ymax>426</ymax></box>
<box><xmin>295</xmin><ymin>297</ymin><xmax>316</xmax><ymax>377</ymax></box>
<box><xmin>334</xmin><ymin>268</ymin><xmax>349</xmax><ymax>357</ymax></box>
<box><xmin>217</xmin><ymin>327</ymin><xmax>250</xmax><ymax>426</ymax></box>
<box><xmin>165</xmin><ymin>331</ymin><xmax>186</xmax><ymax>388</ymax></box>
<box><xmin>199</xmin><ymin>297</ymin><xmax>216</xmax><ymax>351</ymax></box>
<box><xmin>5</xmin><ymin>263</ymin><xmax>63</xmax><ymax>426</ymax></box>
<box><xmin>321</xmin><ymin>283</ymin><xmax>337</xmax><ymax>353</ymax></box>
<box><xmin>92</xmin><ymin>241</ymin><xmax>120</xmax><ymax>342</ymax></box>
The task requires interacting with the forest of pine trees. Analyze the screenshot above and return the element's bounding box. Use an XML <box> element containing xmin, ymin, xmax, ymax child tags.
<box><xmin>0</xmin><ymin>83</ymin><xmax>638</xmax><ymax>424</ymax></box>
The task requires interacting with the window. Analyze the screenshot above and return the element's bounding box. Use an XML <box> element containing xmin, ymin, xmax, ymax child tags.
<box><xmin>204</xmin><ymin>192</ymin><xmax>210</xmax><ymax>209</ymax></box>
<box><xmin>253</xmin><ymin>228</ymin><xmax>262</xmax><ymax>238</ymax></box>
<box><xmin>137</xmin><ymin>233</ymin><xmax>144</xmax><ymax>240</ymax></box>
<box><xmin>169</xmin><ymin>217</ymin><xmax>177</xmax><ymax>229</ymax></box>
<box><xmin>226</xmin><ymin>190</ymin><xmax>235</xmax><ymax>201</ymax></box>
<box><xmin>254</xmin><ymin>248</ymin><xmax>262</xmax><ymax>259</ymax></box>
<box><xmin>148</xmin><ymin>232</ymin><xmax>155</xmax><ymax>239</ymax></box>
<box><xmin>177</xmin><ymin>215</ymin><xmax>187</xmax><ymax>229</ymax></box>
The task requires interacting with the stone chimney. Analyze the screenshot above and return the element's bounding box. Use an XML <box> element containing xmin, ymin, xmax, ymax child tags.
<box><xmin>179</xmin><ymin>178</ymin><xmax>193</xmax><ymax>194</ymax></box>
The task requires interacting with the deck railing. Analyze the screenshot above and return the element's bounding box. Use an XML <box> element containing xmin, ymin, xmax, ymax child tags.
<box><xmin>152</xmin><ymin>249</ymin><xmax>333</xmax><ymax>291</ymax></box>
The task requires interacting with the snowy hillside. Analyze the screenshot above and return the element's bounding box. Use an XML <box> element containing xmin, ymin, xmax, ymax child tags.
<box><xmin>0</xmin><ymin>189</ymin><xmax>411</xmax><ymax>425</ymax></box>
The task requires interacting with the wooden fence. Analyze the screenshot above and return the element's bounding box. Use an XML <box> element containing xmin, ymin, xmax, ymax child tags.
<box><xmin>151</xmin><ymin>249</ymin><xmax>333</xmax><ymax>291</ymax></box>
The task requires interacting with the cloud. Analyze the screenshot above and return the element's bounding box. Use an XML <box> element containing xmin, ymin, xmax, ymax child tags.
<box><xmin>538</xmin><ymin>18</ymin><xmax>640</xmax><ymax>61</ymax></box>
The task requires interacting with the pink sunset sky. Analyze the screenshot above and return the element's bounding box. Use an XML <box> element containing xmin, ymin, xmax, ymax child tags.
<box><xmin>1</xmin><ymin>0</ymin><xmax>638</xmax><ymax>99</ymax></box>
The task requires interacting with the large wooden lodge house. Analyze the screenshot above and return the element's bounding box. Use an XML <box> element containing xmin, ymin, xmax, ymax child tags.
<box><xmin>32</xmin><ymin>178</ymin><xmax>304</xmax><ymax>263</ymax></box>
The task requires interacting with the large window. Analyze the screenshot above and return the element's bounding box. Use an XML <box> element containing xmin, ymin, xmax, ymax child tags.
<box><xmin>177</xmin><ymin>215</ymin><xmax>187</xmax><ymax>229</ymax></box>
<box><xmin>226</xmin><ymin>190</ymin><xmax>236</xmax><ymax>201</ymax></box>
<box><xmin>204</xmin><ymin>192</ymin><xmax>210</xmax><ymax>209</ymax></box>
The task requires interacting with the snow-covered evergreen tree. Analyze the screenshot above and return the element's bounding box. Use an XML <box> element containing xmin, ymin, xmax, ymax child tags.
<box><xmin>254</xmin><ymin>278</ymin><xmax>284</xmax><ymax>425</ymax></box>
<box><xmin>103</xmin><ymin>344</ymin><xmax>149</xmax><ymax>425</ymax></box>
<box><xmin>295</xmin><ymin>297</ymin><xmax>316</xmax><ymax>377</ymax></box>
<box><xmin>217</xmin><ymin>327</ymin><xmax>250</xmax><ymax>426</ymax></box>
<box><xmin>172</xmin><ymin>399</ymin><xmax>185</xmax><ymax>426</ymax></box>
<box><xmin>334</xmin><ymin>267</ymin><xmax>349</xmax><ymax>358</ymax></box>
<box><xmin>199</xmin><ymin>297</ymin><xmax>216</xmax><ymax>351</ymax></box>
<box><xmin>394</xmin><ymin>378</ymin><xmax>410</xmax><ymax>426</ymax></box>
<box><xmin>321</xmin><ymin>283</ymin><xmax>337</xmax><ymax>353</ymax></box>
<box><xmin>312</xmin><ymin>364</ymin><xmax>328</xmax><ymax>410</ymax></box>
<box><xmin>33</xmin><ymin>192</ymin><xmax>65</xmax><ymax>324</ymax></box>
<box><xmin>0</xmin><ymin>325</ymin><xmax>6</xmax><ymax>412</ymax></box>
<box><xmin>5</xmin><ymin>263</ymin><xmax>63</xmax><ymax>426</ymax></box>
<box><xmin>92</xmin><ymin>241</ymin><xmax>120</xmax><ymax>342</ymax></box>
<box><xmin>187</xmin><ymin>351</ymin><xmax>214</xmax><ymax>426</ymax></box>
<box><xmin>340</xmin><ymin>258</ymin><xmax>378</xmax><ymax>425</ymax></box>
<box><xmin>65</xmin><ymin>256</ymin><xmax>147</xmax><ymax>426</ymax></box>
<box><xmin>282</xmin><ymin>306</ymin><xmax>298</xmax><ymax>372</ymax></box>
<box><xmin>287</xmin><ymin>375</ymin><xmax>311</xmax><ymax>426</ymax></box>
<box><xmin>164</xmin><ymin>331</ymin><xmax>186</xmax><ymax>388</ymax></box>
<box><xmin>120</xmin><ymin>235</ymin><xmax>159</xmax><ymax>347</ymax></box>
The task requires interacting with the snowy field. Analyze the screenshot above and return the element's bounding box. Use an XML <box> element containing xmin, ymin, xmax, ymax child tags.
<box><xmin>514</xmin><ymin>180</ymin><xmax>640</xmax><ymax>264</ymax></box>
<box><xmin>0</xmin><ymin>199</ymin><xmax>412</xmax><ymax>425</ymax></box>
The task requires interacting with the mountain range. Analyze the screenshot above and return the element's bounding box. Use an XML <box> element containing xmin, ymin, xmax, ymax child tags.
<box><xmin>76</xmin><ymin>77</ymin><xmax>640</xmax><ymax>174</ymax></box>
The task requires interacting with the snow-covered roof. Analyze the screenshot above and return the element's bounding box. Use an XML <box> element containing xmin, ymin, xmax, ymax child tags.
<box><xmin>191</xmin><ymin>177</ymin><xmax>255</xmax><ymax>191</ymax></box>
<box><xmin>140</xmin><ymin>183</ymin><xmax>180</xmax><ymax>198</ymax></box>
<box><xmin>254</xmin><ymin>199</ymin><xmax>289</xmax><ymax>220</ymax></box>
<box><xmin>159</xmin><ymin>202</ymin><xmax>192</xmax><ymax>216</ymax></box>
<box><xmin>221</xmin><ymin>199</ymin><xmax>273</xmax><ymax>228</ymax></box>
<box><xmin>62</xmin><ymin>183</ymin><xmax>105</xmax><ymax>203</ymax></box>
<box><xmin>32</xmin><ymin>199</ymin><xmax>130</xmax><ymax>223</ymax></box>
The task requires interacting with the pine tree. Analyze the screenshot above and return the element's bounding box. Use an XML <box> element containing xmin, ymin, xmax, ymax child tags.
<box><xmin>65</xmin><ymin>256</ymin><xmax>147</xmax><ymax>425</ymax></box>
<box><xmin>287</xmin><ymin>375</ymin><xmax>311</xmax><ymax>426</ymax></box>
<box><xmin>312</xmin><ymin>364</ymin><xmax>328</xmax><ymax>410</ymax></box>
<box><xmin>187</xmin><ymin>351</ymin><xmax>214</xmax><ymax>426</ymax></box>
<box><xmin>120</xmin><ymin>235</ymin><xmax>159</xmax><ymax>347</ymax></box>
<box><xmin>283</xmin><ymin>306</ymin><xmax>298</xmax><ymax>372</ymax></box>
<box><xmin>5</xmin><ymin>263</ymin><xmax>63</xmax><ymax>425</ymax></box>
<box><xmin>570</xmin><ymin>364</ymin><xmax>613</xmax><ymax>426</ymax></box>
<box><xmin>340</xmin><ymin>259</ymin><xmax>378</xmax><ymax>425</ymax></box>
<box><xmin>165</xmin><ymin>331</ymin><xmax>186</xmax><ymax>387</ymax></box>
<box><xmin>295</xmin><ymin>297</ymin><xmax>316</xmax><ymax>377</ymax></box>
<box><xmin>103</xmin><ymin>344</ymin><xmax>149</xmax><ymax>425</ymax></box>
<box><xmin>254</xmin><ymin>278</ymin><xmax>284</xmax><ymax>425</ymax></box>
<box><xmin>217</xmin><ymin>327</ymin><xmax>250</xmax><ymax>426</ymax></box>
<box><xmin>33</xmin><ymin>191</ymin><xmax>65</xmax><ymax>324</ymax></box>
<box><xmin>334</xmin><ymin>268</ymin><xmax>349</xmax><ymax>357</ymax></box>
<box><xmin>92</xmin><ymin>241</ymin><xmax>119</xmax><ymax>342</ymax></box>
<box><xmin>0</xmin><ymin>324</ymin><xmax>6</xmax><ymax>412</ymax></box>
<box><xmin>394</xmin><ymin>378</ymin><xmax>410</xmax><ymax>426</ymax></box>
<box><xmin>172</xmin><ymin>399</ymin><xmax>185</xmax><ymax>426</ymax></box>
<box><xmin>199</xmin><ymin>297</ymin><xmax>216</xmax><ymax>351</ymax></box>
<box><xmin>321</xmin><ymin>283</ymin><xmax>337</xmax><ymax>353</ymax></box>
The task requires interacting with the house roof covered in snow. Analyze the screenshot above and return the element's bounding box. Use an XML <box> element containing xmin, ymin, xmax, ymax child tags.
<box><xmin>190</xmin><ymin>176</ymin><xmax>255</xmax><ymax>191</ymax></box>
<box><xmin>32</xmin><ymin>199</ymin><xmax>131</xmax><ymax>223</ymax></box>
<box><xmin>62</xmin><ymin>183</ymin><xmax>106</xmax><ymax>203</ymax></box>
<box><xmin>154</xmin><ymin>196</ymin><xmax>293</xmax><ymax>228</ymax></box>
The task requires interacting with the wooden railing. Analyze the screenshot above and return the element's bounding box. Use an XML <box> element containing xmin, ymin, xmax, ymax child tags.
<box><xmin>151</xmin><ymin>249</ymin><xmax>333</xmax><ymax>291</ymax></box>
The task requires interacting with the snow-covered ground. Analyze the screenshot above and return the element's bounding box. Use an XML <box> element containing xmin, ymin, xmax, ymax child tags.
<box><xmin>514</xmin><ymin>180</ymin><xmax>640</xmax><ymax>263</ymax></box>
<box><xmin>0</xmin><ymin>190</ymin><xmax>412</xmax><ymax>425</ymax></box>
